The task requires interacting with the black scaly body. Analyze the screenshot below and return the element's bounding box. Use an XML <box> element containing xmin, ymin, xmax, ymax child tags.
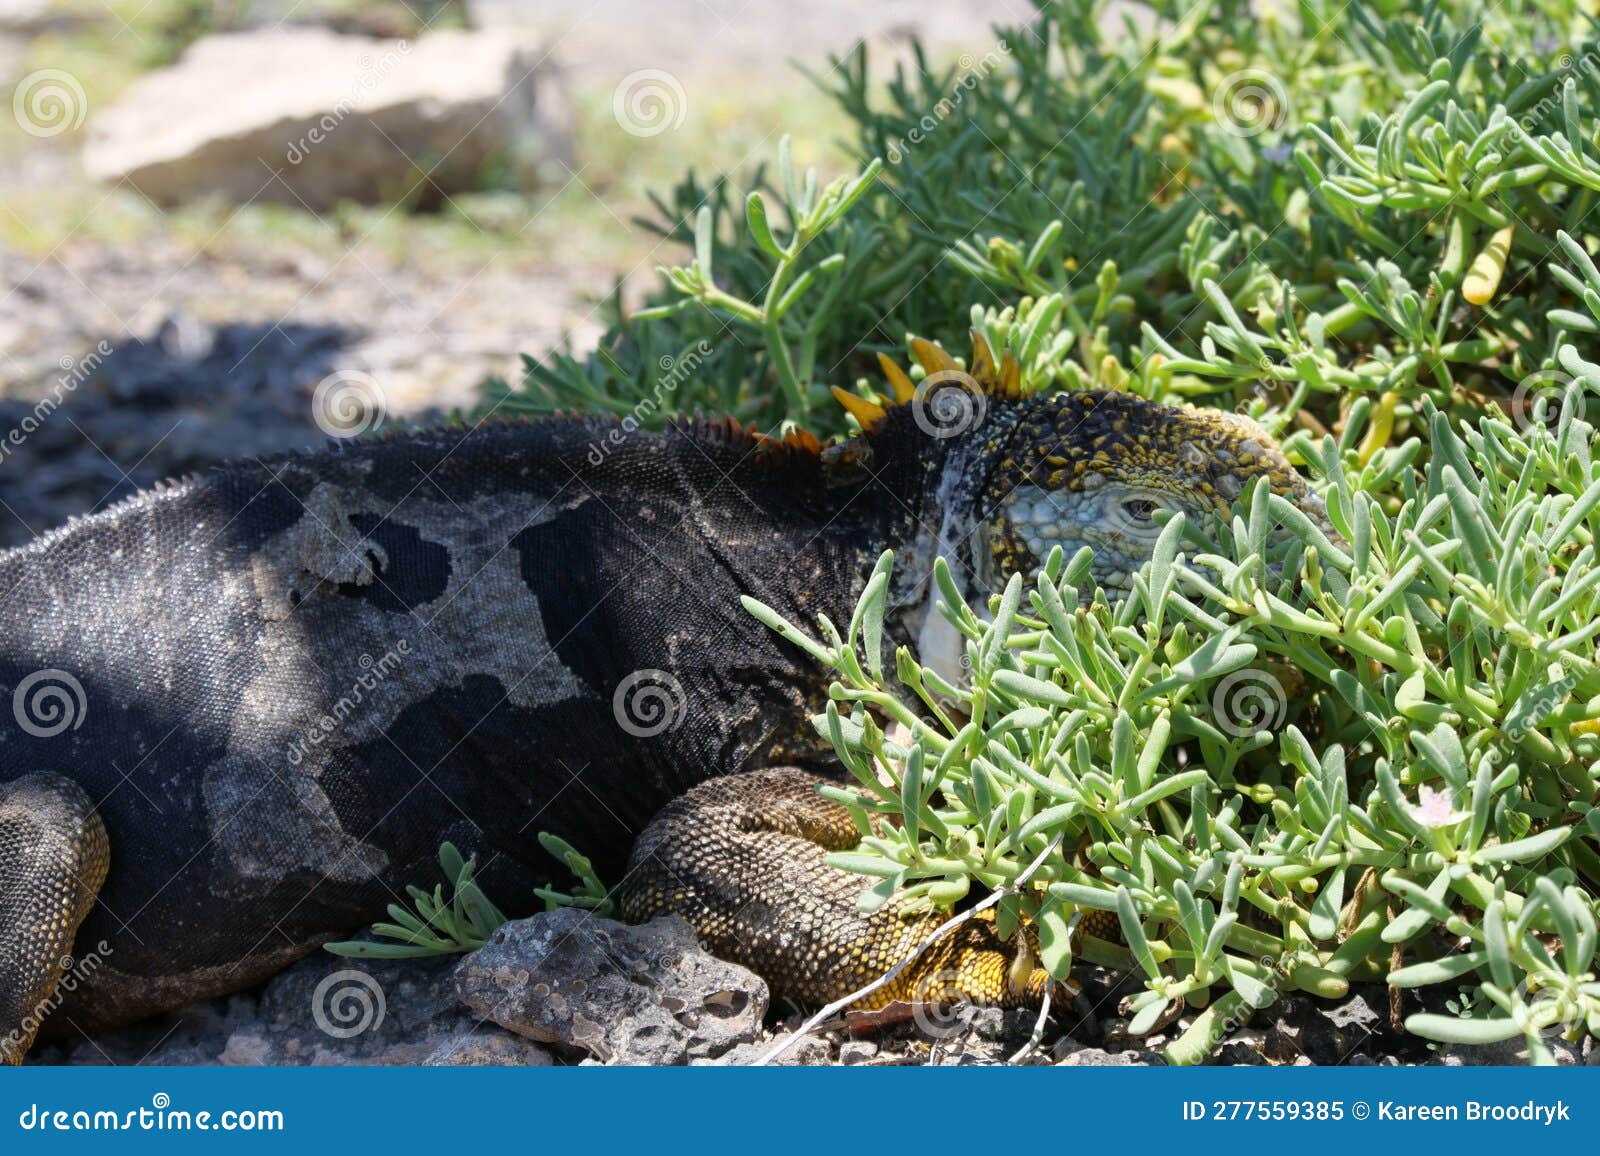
<box><xmin>0</xmin><ymin>415</ymin><xmax>939</xmax><ymax>1034</ymax></box>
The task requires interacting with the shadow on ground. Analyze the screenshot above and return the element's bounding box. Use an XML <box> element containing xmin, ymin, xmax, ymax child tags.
<box><xmin>0</xmin><ymin>318</ymin><xmax>436</xmax><ymax>548</ymax></box>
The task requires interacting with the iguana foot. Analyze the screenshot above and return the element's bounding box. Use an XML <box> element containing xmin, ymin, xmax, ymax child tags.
<box><xmin>0</xmin><ymin>773</ymin><xmax>109</xmax><ymax>1064</ymax></box>
<box><xmin>622</xmin><ymin>768</ymin><xmax>1061</xmax><ymax>1013</ymax></box>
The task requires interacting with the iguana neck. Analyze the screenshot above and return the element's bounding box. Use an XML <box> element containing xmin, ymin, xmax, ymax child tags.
<box><xmin>559</xmin><ymin>408</ymin><xmax>994</xmax><ymax>639</ymax></box>
<box><xmin>848</xmin><ymin>399</ymin><xmax>1029</xmax><ymax>661</ymax></box>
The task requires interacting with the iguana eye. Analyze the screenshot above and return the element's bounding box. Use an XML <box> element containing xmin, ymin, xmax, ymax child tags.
<box><xmin>1123</xmin><ymin>498</ymin><xmax>1158</xmax><ymax>521</ymax></box>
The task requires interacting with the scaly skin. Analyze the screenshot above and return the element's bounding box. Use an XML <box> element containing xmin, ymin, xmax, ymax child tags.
<box><xmin>0</xmin><ymin>360</ymin><xmax>1319</xmax><ymax>1060</ymax></box>
<box><xmin>622</xmin><ymin>768</ymin><xmax>1066</xmax><ymax>1012</ymax></box>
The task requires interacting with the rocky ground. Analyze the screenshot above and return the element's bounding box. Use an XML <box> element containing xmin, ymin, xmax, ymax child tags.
<box><xmin>27</xmin><ymin>911</ymin><xmax>1599</xmax><ymax>1067</ymax></box>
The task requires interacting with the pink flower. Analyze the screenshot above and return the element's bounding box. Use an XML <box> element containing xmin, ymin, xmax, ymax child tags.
<box><xmin>1410</xmin><ymin>785</ymin><xmax>1468</xmax><ymax>829</ymax></box>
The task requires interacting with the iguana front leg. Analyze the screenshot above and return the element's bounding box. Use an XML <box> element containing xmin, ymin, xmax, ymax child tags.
<box><xmin>622</xmin><ymin>768</ymin><xmax>1057</xmax><ymax>1012</ymax></box>
<box><xmin>0</xmin><ymin>774</ymin><xmax>110</xmax><ymax>1064</ymax></box>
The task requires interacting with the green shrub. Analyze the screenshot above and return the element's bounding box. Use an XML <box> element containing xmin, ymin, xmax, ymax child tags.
<box><xmin>475</xmin><ymin>0</ymin><xmax>1600</xmax><ymax>1061</ymax></box>
<box><xmin>748</xmin><ymin>387</ymin><xmax>1600</xmax><ymax>1062</ymax></box>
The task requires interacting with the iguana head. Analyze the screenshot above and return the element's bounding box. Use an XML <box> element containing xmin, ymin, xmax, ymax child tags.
<box><xmin>963</xmin><ymin>387</ymin><xmax>1325</xmax><ymax>594</ymax></box>
<box><xmin>830</xmin><ymin>336</ymin><xmax>1327</xmax><ymax>634</ymax></box>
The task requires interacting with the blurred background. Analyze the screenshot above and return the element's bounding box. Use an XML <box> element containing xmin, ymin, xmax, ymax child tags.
<box><xmin>0</xmin><ymin>0</ymin><xmax>1022</xmax><ymax>547</ymax></box>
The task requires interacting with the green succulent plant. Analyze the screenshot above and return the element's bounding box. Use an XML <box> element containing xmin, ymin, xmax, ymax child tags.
<box><xmin>460</xmin><ymin>0</ymin><xmax>1600</xmax><ymax>1062</ymax></box>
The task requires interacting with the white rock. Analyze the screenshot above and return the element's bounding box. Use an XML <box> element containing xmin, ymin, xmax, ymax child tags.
<box><xmin>83</xmin><ymin>27</ymin><xmax>571</xmax><ymax>208</ymax></box>
<box><xmin>0</xmin><ymin>0</ymin><xmax>50</xmax><ymax>31</ymax></box>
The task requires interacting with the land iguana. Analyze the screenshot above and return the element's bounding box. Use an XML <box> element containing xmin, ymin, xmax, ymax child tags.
<box><xmin>0</xmin><ymin>337</ymin><xmax>1324</xmax><ymax>1060</ymax></box>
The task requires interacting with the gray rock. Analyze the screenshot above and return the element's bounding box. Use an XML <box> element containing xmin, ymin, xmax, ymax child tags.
<box><xmin>1438</xmin><ymin>1034</ymin><xmax>1585</xmax><ymax>1067</ymax></box>
<box><xmin>934</xmin><ymin>1049</ymin><xmax>1002</xmax><ymax>1066</ymax></box>
<box><xmin>1324</xmin><ymin>991</ymin><xmax>1382</xmax><ymax>1032</ymax></box>
<box><xmin>839</xmin><ymin>1040</ymin><xmax>878</xmax><ymax>1065</ymax></box>
<box><xmin>454</xmin><ymin>911</ymin><xmax>768</xmax><ymax>1065</ymax></box>
<box><xmin>954</xmin><ymin>1005</ymin><xmax>1008</xmax><ymax>1038</ymax></box>
<box><xmin>32</xmin><ymin>950</ymin><xmax>553</xmax><ymax>1066</ymax></box>
<box><xmin>1052</xmin><ymin>1041</ymin><xmax>1162</xmax><ymax>1066</ymax></box>
<box><xmin>1209</xmin><ymin>1035</ymin><xmax>1269</xmax><ymax>1065</ymax></box>
<box><xmin>1262</xmin><ymin>994</ymin><xmax>1378</xmax><ymax>1066</ymax></box>
<box><xmin>711</xmin><ymin>1032</ymin><xmax>832</xmax><ymax>1066</ymax></box>
<box><xmin>83</xmin><ymin>28</ymin><xmax>572</xmax><ymax>208</ymax></box>
<box><xmin>0</xmin><ymin>1</ymin><xmax>49</xmax><ymax>32</ymax></box>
